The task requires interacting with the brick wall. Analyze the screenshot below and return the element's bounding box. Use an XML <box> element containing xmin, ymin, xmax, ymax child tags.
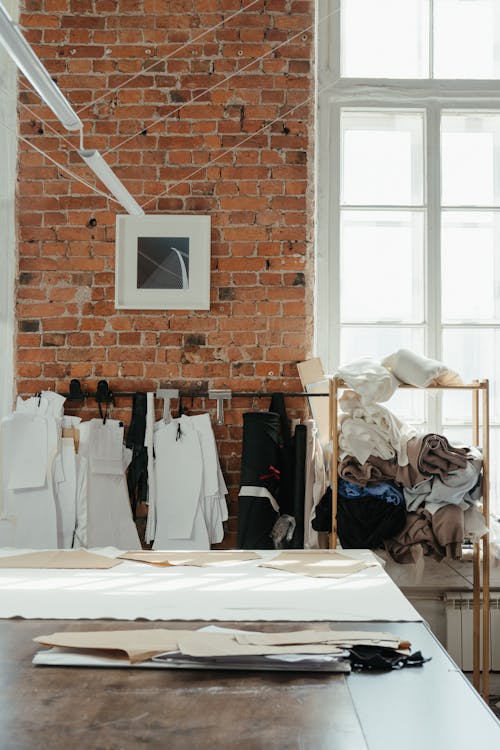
<box><xmin>15</xmin><ymin>0</ymin><xmax>315</xmax><ymax>545</ymax></box>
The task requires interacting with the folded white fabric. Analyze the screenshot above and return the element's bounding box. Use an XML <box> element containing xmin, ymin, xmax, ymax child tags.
<box><xmin>335</xmin><ymin>357</ymin><xmax>400</xmax><ymax>405</ymax></box>
<box><xmin>338</xmin><ymin>390</ymin><xmax>416</xmax><ymax>466</ymax></box>
<box><xmin>381</xmin><ymin>349</ymin><xmax>462</xmax><ymax>388</ymax></box>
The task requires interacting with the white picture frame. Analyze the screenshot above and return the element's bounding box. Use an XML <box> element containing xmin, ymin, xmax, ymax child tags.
<box><xmin>115</xmin><ymin>214</ymin><xmax>211</xmax><ymax>310</ymax></box>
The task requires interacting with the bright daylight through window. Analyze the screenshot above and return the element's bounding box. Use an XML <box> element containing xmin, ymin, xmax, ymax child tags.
<box><xmin>316</xmin><ymin>0</ymin><xmax>500</xmax><ymax>514</ymax></box>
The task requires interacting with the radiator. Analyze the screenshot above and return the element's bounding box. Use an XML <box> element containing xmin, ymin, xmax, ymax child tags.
<box><xmin>445</xmin><ymin>593</ymin><xmax>500</xmax><ymax>670</ymax></box>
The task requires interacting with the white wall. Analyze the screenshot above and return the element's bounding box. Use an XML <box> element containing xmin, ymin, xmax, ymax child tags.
<box><xmin>0</xmin><ymin>0</ymin><xmax>18</xmax><ymax>416</ymax></box>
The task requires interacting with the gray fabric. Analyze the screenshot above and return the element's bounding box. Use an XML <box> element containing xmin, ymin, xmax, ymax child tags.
<box><xmin>404</xmin><ymin>447</ymin><xmax>482</xmax><ymax>514</ymax></box>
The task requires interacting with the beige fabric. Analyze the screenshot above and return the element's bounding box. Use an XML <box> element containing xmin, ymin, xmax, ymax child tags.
<box><xmin>176</xmin><ymin>632</ymin><xmax>343</xmax><ymax>658</ymax></box>
<box><xmin>34</xmin><ymin>629</ymin><xmax>184</xmax><ymax>663</ymax></box>
<box><xmin>119</xmin><ymin>550</ymin><xmax>260</xmax><ymax>567</ymax></box>
<box><xmin>0</xmin><ymin>550</ymin><xmax>122</xmax><ymax>569</ymax></box>
<box><xmin>258</xmin><ymin>550</ymin><xmax>377</xmax><ymax>578</ymax></box>
<box><xmin>235</xmin><ymin>630</ymin><xmax>404</xmax><ymax>649</ymax></box>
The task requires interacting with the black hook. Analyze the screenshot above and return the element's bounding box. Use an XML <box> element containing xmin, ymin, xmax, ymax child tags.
<box><xmin>96</xmin><ymin>380</ymin><xmax>113</xmax><ymax>404</ymax></box>
<box><xmin>68</xmin><ymin>379</ymin><xmax>85</xmax><ymax>402</ymax></box>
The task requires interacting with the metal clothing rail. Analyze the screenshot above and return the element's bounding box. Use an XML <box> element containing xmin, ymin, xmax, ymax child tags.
<box><xmin>58</xmin><ymin>378</ymin><xmax>329</xmax><ymax>425</ymax></box>
<box><xmin>329</xmin><ymin>377</ymin><xmax>491</xmax><ymax>700</ymax></box>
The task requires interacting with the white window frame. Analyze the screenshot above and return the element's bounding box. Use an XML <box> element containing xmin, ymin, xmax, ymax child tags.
<box><xmin>315</xmin><ymin>0</ymin><xmax>500</xmax><ymax>436</ymax></box>
<box><xmin>0</xmin><ymin>0</ymin><xmax>17</xmax><ymax>417</ymax></box>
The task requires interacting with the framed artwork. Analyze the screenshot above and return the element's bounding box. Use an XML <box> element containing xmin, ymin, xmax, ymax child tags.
<box><xmin>115</xmin><ymin>214</ymin><xmax>211</xmax><ymax>310</ymax></box>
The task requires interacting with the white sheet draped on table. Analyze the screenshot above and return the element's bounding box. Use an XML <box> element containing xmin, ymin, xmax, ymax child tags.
<box><xmin>0</xmin><ymin>548</ymin><xmax>421</xmax><ymax>622</ymax></box>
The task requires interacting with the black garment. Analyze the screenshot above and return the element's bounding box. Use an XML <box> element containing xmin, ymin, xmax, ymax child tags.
<box><xmin>289</xmin><ymin>423</ymin><xmax>307</xmax><ymax>548</ymax></box>
<box><xmin>312</xmin><ymin>487</ymin><xmax>407</xmax><ymax>548</ymax></box>
<box><xmin>237</xmin><ymin>411</ymin><xmax>281</xmax><ymax>549</ymax></box>
<box><xmin>348</xmin><ymin>645</ymin><xmax>430</xmax><ymax>671</ymax></box>
<box><xmin>125</xmin><ymin>392</ymin><xmax>148</xmax><ymax>520</ymax></box>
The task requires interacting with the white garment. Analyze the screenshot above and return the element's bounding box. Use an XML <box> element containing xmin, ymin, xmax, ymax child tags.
<box><xmin>73</xmin><ymin>454</ymin><xmax>89</xmax><ymax>549</ymax></box>
<box><xmin>153</xmin><ymin>418</ymin><xmax>203</xmax><ymax>544</ymax></box>
<box><xmin>338</xmin><ymin>390</ymin><xmax>416</xmax><ymax>466</ymax></box>
<box><xmin>78</xmin><ymin>420</ymin><xmax>140</xmax><ymax>550</ymax></box>
<box><xmin>335</xmin><ymin>357</ymin><xmax>400</xmax><ymax>405</ymax></box>
<box><xmin>303</xmin><ymin>420</ymin><xmax>327</xmax><ymax>549</ymax></box>
<box><xmin>381</xmin><ymin>349</ymin><xmax>462</xmax><ymax>388</ymax></box>
<box><xmin>5</xmin><ymin>414</ymin><xmax>47</xmax><ymax>490</ymax></box>
<box><xmin>151</xmin><ymin>413</ymin><xmax>228</xmax><ymax>550</ymax></box>
<box><xmin>16</xmin><ymin>390</ymin><xmax>66</xmax><ymax>418</ymax></box>
<box><xmin>54</xmin><ymin>438</ymin><xmax>77</xmax><ymax>548</ymax></box>
<box><xmin>0</xmin><ymin>413</ymin><xmax>59</xmax><ymax>549</ymax></box>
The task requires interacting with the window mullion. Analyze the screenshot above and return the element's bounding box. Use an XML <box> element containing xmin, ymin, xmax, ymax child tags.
<box><xmin>426</xmin><ymin>102</ymin><xmax>442</xmax><ymax>431</ymax></box>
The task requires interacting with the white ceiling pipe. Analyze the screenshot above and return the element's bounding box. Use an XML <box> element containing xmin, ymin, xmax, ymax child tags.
<box><xmin>0</xmin><ymin>0</ymin><xmax>82</xmax><ymax>131</ymax></box>
<box><xmin>79</xmin><ymin>149</ymin><xmax>145</xmax><ymax>216</ymax></box>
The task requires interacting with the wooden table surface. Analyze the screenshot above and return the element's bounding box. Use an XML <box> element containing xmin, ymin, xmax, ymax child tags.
<box><xmin>1</xmin><ymin>619</ymin><xmax>498</xmax><ymax>750</ymax></box>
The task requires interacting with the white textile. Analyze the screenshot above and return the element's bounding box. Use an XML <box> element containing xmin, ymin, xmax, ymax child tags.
<box><xmin>78</xmin><ymin>420</ymin><xmax>140</xmax><ymax>550</ymax></box>
<box><xmin>338</xmin><ymin>390</ymin><xmax>416</xmax><ymax>466</ymax></box>
<box><xmin>304</xmin><ymin>419</ymin><xmax>327</xmax><ymax>549</ymax></box>
<box><xmin>0</xmin><ymin>414</ymin><xmax>59</xmax><ymax>549</ymax></box>
<box><xmin>381</xmin><ymin>349</ymin><xmax>462</xmax><ymax>388</ymax></box>
<box><xmin>335</xmin><ymin>357</ymin><xmax>399</xmax><ymax>405</ymax></box>
<box><xmin>0</xmin><ymin>548</ymin><xmax>421</xmax><ymax>622</ymax></box>
<box><xmin>151</xmin><ymin>413</ymin><xmax>228</xmax><ymax>550</ymax></box>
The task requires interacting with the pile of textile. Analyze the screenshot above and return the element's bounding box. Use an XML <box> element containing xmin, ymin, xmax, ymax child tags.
<box><xmin>313</xmin><ymin>352</ymin><xmax>488</xmax><ymax>563</ymax></box>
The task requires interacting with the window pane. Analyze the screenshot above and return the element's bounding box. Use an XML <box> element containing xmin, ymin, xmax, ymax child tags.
<box><xmin>339</xmin><ymin>326</ymin><xmax>426</xmax><ymax>422</ymax></box>
<box><xmin>441</xmin><ymin>113</ymin><xmax>500</xmax><ymax>206</ymax></box>
<box><xmin>442</xmin><ymin>211</ymin><xmax>500</xmax><ymax>323</ymax></box>
<box><xmin>340</xmin><ymin>210</ymin><xmax>424</xmax><ymax>323</ymax></box>
<box><xmin>341</xmin><ymin>0</ymin><xmax>429</xmax><ymax>78</ymax></box>
<box><xmin>434</xmin><ymin>0</ymin><xmax>500</xmax><ymax>79</ymax></box>
<box><xmin>341</xmin><ymin>111</ymin><xmax>424</xmax><ymax>205</ymax></box>
<box><xmin>442</xmin><ymin>328</ymin><xmax>500</xmax><ymax>422</ymax></box>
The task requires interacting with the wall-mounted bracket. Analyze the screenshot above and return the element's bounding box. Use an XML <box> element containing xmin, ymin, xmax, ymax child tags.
<box><xmin>156</xmin><ymin>388</ymin><xmax>179</xmax><ymax>422</ymax></box>
<box><xmin>208</xmin><ymin>389</ymin><xmax>232</xmax><ymax>425</ymax></box>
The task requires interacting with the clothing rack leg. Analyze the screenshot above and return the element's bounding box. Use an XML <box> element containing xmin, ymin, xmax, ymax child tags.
<box><xmin>329</xmin><ymin>378</ymin><xmax>338</xmax><ymax>549</ymax></box>
<box><xmin>481</xmin><ymin>381</ymin><xmax>490</xmax><ymax>700</ymax></box>
<box><xmin>472</xmin><ymin>541</ymin><xmax>481</xmax><ymax>691</ymax></box>
<box><xmin>472</xmin><ymin>385</ymin><xmax>481</xmax><ymax>692</ymax></box>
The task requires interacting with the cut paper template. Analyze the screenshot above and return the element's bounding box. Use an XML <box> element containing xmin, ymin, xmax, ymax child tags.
<box><xmin>0</xmin><ymin>550</ymin><xmax>122</xmax><ymax>569</ymax></box>
<box><xmin>119</xmin><ymin>550</ymin><xmax>260</xmax><ymax>567</ymax></box>
<box><xmin>259</xmin><ymin>550</ymin><xmax>377</xmax><ymax>578</ymax></box>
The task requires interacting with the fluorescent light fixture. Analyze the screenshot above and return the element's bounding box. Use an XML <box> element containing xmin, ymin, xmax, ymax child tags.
<box><xmin>79</xmin><ymin>149</ymin><xmax>145</xmax><ymax>216</ymax></box>
<box><xmin>0</xmin><ymin>1</ymin><xmax>82</xmax><ymax>131</ymax></box>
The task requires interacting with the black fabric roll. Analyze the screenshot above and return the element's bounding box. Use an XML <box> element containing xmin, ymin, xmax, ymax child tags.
<box><xmin>289</xmin><ymin>423</ymin><xmax>307</xmax><ymax>548</ymax></box>
<box><xmin>126</xmin><ymin>392</ymin><xmax>148</xmax><ymax>520</ymax></box>
<box><xmin>268</xmin><ymin>393</ymin><xmax>294</xmax><ymax>516</ymax></box>
<box><xmin>238</xmin><ymin>411</ymin><xmax>281</xmax><ymax>549</ymax></box>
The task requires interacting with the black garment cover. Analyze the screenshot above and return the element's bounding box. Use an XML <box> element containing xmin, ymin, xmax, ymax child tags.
<box><xmin>237</xmin><ymin>411</ymin><xmax>282</xmax><ymax>549</ymax></box>
<box><xmin>312</xmin><ymin>487</ymin><xmax>407</xmax><ymax>549</ymax></box>
<box><xmin>125</xmin><ymin>392</ymin><xmax>148</xmax><ymax>520</ymax></box>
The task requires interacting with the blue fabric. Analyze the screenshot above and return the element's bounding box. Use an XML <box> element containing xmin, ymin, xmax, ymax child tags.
<box><xmin>338</xmin><ymin>479</ymin><xmax>404</xmax><ymax>506</ymax></box>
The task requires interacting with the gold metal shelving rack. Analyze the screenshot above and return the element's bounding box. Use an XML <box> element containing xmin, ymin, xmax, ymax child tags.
<box><xmin>328</xmin><ymin>378</ymin><xmax>491</xmax><ymax>699</ymax></box>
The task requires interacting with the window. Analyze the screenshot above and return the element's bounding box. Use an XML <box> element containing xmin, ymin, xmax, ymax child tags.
<box><xmin>316</xmin><ymin>0</ymin><xmax>500</xmax><ymax>514</ymax></box>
